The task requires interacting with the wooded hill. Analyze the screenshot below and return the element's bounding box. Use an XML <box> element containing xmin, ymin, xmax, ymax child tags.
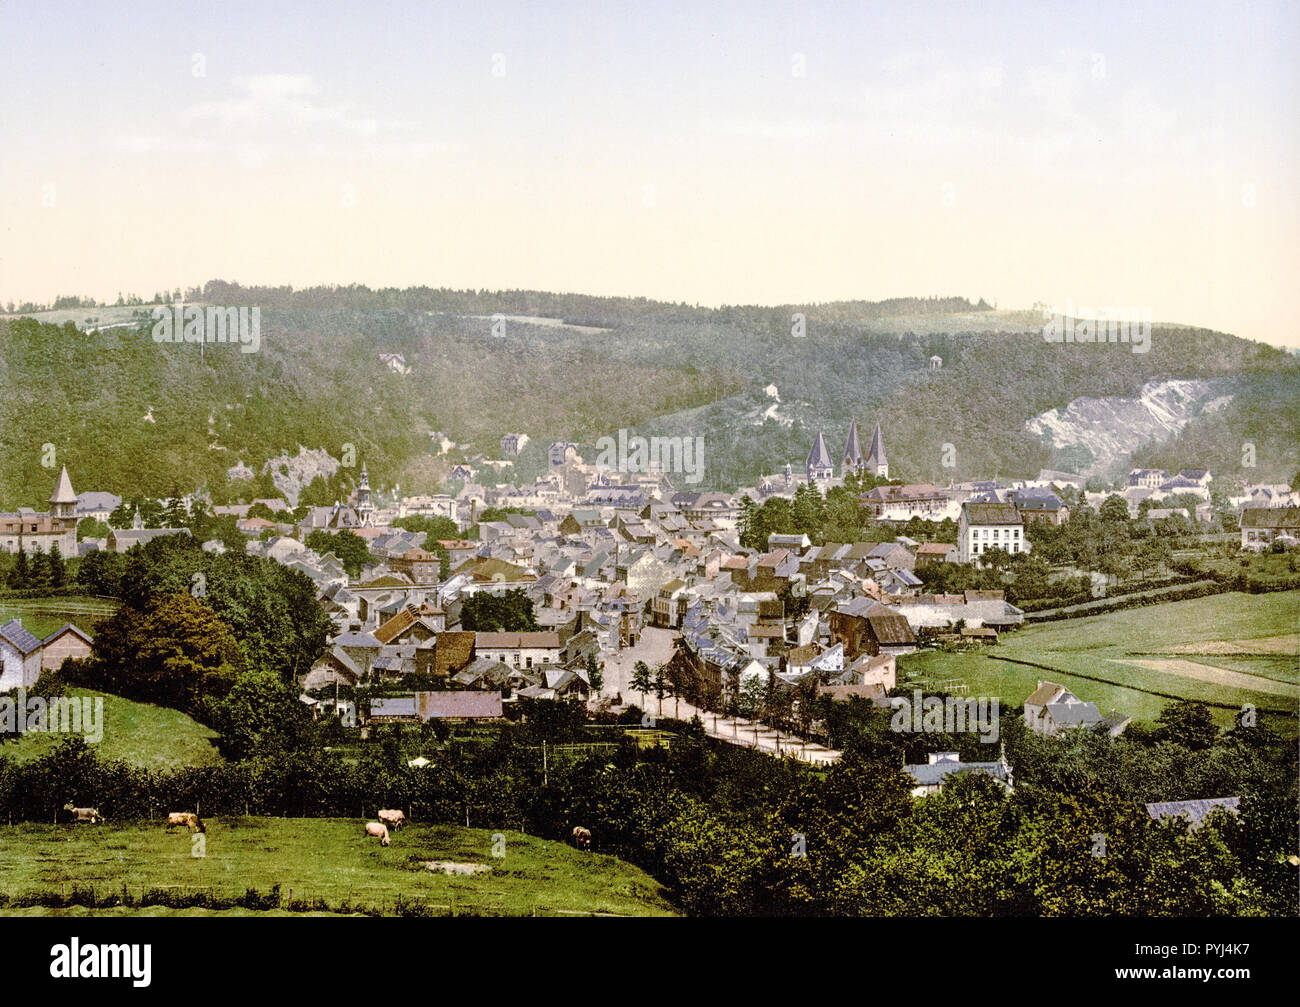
<box><xmin>2</xmin><ymin>283</ymin><xmax>1294</xmax><ymax>505</ymax></box>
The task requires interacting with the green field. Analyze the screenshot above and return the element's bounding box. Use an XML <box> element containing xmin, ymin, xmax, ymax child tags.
<box><xmin>899</xmin><ymin>590</ymin><xmax>1299</xmax><ymax>732</ymax></box>
<box><xmin>1</xmin><ymin>688</ymin><xmax>223</xmax><ymax>768</ymax></box>
<box><xmin>0</xmin><ymin>596</ymin><xmax>113</xmax><ymax>640</ymax></box>
<box><xmin>0</xmin><ymin>818</ymin><xmax>678</xmax><ymax>917</ymax></box>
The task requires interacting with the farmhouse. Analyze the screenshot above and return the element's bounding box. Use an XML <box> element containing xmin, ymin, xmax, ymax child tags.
<box><xmin>0</xmin><ymin>618</ymin><xmax>43</xmax><ymax>690</ymax></box>
<box><xmin>1023</xmin><ymin>681</ymin><xmax>1129</xmax><ymax>737</ymax></box>
<box><xmin>1239</xmin><ymin>506</ymin><xmax>1300</xmax><ymax>551</ymax></box>
<box><xmin>40</xmin><ymin>623</ymin><xmax>93</xmax><ymax>670</ymax></box>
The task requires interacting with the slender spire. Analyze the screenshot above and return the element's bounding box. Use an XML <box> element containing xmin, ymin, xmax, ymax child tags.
<box><xmin>865</xmin><ymin>421</ymin><xmax>888</xmax><ymax>477</ymax></box>
<box><xmin>842</xmin><ymin>419</ymin><xmax>864</xmax><ymax>475</ymax></box>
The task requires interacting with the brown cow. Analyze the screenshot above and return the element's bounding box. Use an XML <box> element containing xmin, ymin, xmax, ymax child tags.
<box><xmin>377</xmin><ymin>809</ymin><xmax>405</xmax><ymax>830</ymax></box>
<box><xmin>571</xmin><ymin>826</ymin><xmax>591</xmax><ymax>850</ymax></box>
<box><xmin>364</xmin><ymin>822</ymin><xmax>391</xmax><ymax>846</ymax></box>
<box><xmin>165</xmin><ymin>812</ymin><xmax>205</xmax><ymax>833</ymax></box>
<box><xmin>63</xmin><ymin>804</ymin><xmax>101</xmax><ymax>824</ymax></box>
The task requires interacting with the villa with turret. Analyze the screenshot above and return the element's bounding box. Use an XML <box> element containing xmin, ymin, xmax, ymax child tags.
<box><xmin>0</xmin><ymin>466</ymin><xmax>79</xmax><ymax>556</ymax></box>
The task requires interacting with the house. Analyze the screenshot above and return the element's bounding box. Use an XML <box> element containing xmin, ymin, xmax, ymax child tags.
<box><xmin>1023</xmin><ymin>681</ymin><xmax>1129</xmax><ymax>737</ymax></box>
<box><xmin>500</xmin><ymin>433</ymin><xmax>530</xmax><ymax>456</ymax></box>
<box><xmin>1144</xmin><ymin>797</ymin><xmax>1240</xmax><ymax>830</ymax></box>
<box><xmin>40</xmin><ymin>623</ymin><xmax>93</xmax><ymax>670</ymax></box>
<box><xmin>473</xmin><ymin>631</ymin><xmax>561</xmax><ymax>670</ymax></box>
<box><xmin>0</xmin><ymin>618</ymin><xmax>44</xmax><ymax>690</ymax></box>
<box><xmin>75</xmin><ymin>491</ymin><xmax>122</xmax><ymax>523</ymax></box>
<box><xmin>1013</xmin><ymin>491</ymin><xmax>1069</xmax><ymax>526</ymax></box>
<box><xmin>957</xmin><ymin>502</ymin><xmax>1024</xmax><ymax>564</ymax></box>
<box><xmin>372</xmin><ymin>606</ymin><xmax>441</xmax><ymax>646</ymax></box>
<box><xmin>0</xmin><ymin>466</ymin><xmax>80</xmax><ymax>556</ymax></box>
<box><xmin>828</xmin><ymin>598</ymin><xmax>917</xmax><ymax>659</ymax></box>
<box><xmin>902</xmin><ymin>751</ymin><xmax>1012</xmax><ymax>797</ymax></box>
<box><xmin>1128</xmin><ymin>468</ymin><xmax>1168</xmax><ymax>489</ymax></box>
<box><xmin>859</xmin><ymin>483</ymin><xmax>948</xmax><ymax>520</ymax></box>
<box><xmin>1240</xmin><ymin>507</ymin><xmax>1300</xmax><ymax>551</ymax></box>
<box><xmin>389</xmin><ymin>547</ymin><xmax>441</xmax><ymax>584</ymax></box>
<box><xmin>107</xmin><ymin>520</ymin><xmax>192</xmax><ymax>553</ymax></box>
<box><xmin>914</xmin><ymin>542</ymin><xmax>957</xmax><ymax>567</ymax></box>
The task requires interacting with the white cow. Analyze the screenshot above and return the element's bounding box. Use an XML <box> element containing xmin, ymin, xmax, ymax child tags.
<box><xmin>364</xmin><ymin>822</ymin><xmax>391</xmax><ymax>846</ymax></box>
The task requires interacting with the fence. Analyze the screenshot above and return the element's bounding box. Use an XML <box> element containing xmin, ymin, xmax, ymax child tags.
<box><xmin>0</xmin><ymin>881</ymin><xmax>634</xmax><ymax>917</ymax></box>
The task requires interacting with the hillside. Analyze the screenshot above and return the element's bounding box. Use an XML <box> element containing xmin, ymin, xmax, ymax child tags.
<box><xmin>2</xmin><ymin>284</ymin><xmax>1296</xmax><ymax>503</ymax></box>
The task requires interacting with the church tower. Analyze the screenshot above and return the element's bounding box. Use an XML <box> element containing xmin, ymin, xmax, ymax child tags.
<box><xmin>356</xmin><ymin>463</ymin><xmax>375</xmax><ymax>526</ymax></box>
<box><xmin>806</xmin><ymin>431</ymin><xmax>834</xmax><ymax>487</ymax></box>
<box><xmin>865</xmin><ymin>421</ymin><xmax>888</xmax><ymax>479</ymax></box>
<box><xmin>842</xmin><ymin>419</ymin><xmax>864</xmax><ymax>477</ymax></box>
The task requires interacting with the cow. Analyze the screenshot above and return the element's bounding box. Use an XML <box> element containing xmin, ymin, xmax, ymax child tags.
<box><xmin>364</xmin><ymin>822</ymin><xmax>391</xmax><ymax>846</ymax></box>
<box><xmin>165</xmin><ymin>812</ymin><xmax>205</xmax><ymax>833</ymax></box>
<box><xmin>571</xmin><ymin>826</ymin><xmax>591</xmax><ymax>850</ymax></box>
<box><xmin>377</xmin><ymin>809</ymin><xmax>405</xmax><ymax>830</ymax></box>
<box><xmin>63</xmin><ymin>804</ymin><xmax>101</xmax><ymax>824</ymax></box>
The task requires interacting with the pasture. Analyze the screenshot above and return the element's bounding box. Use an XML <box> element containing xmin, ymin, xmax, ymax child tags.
<box><xmin>899</xmin><ymin>590</ymin><xmax>1299</xmax><ymax>733</ymax></box>
<box><xmin>1</xmin><ymin>688</ymin><xmax>223</xmax><ymax>768</ymax></box>
<box><xmin>0</xmin><ymin>595</ymin><xmax>113</xmax><ymax>641</ymax></box>
<box><xmin>0</xmin><ymin>817</ymin><xmax>678</xmax><ymax>917</ymax></box>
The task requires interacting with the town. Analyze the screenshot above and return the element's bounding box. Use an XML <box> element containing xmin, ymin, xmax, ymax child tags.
<box><xmin>1</xmin><ymin>413</ymin><xmax>1295</xmax><ymax>920</ymax></box>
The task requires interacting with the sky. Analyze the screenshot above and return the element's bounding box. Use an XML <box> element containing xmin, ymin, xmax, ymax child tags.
<box><xmin>1</xmin><ymin>0</ymin><xmax>1297</xmax><ymax>345</ymax></box>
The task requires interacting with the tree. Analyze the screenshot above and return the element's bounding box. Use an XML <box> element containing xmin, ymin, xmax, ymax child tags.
<box><xmin>28</xmin><ymin>547</ymin><xmax>49</xmax><ymax>589</ymax></box>
<box><xmin>460</xmin><ymin>589</ymin><xmax>538</xmax><ymax>632</ymax></box>
<box><xmin>305</xmin><ymin>529</ymin><xmax>370</xmax><ymax>578</ymax></box>
<box><xmin>631</xmin><ymin>661</ymin><xmax>653</xmax><ymax>714</ymax></box>
<box><xmin>86</xmin><ymin>592</ymin><xmax>243</xmax><ymax>718</ymax></box>
<box><xmin>47</xmin><ymin>543</ymin><xmax>66</xmax><ymax>589</ymax></box>
<box><xmin>585</xmin><ymin>652</ymin><xmax>604</xmax><ymax>693</ymax></box>
<box><xmin>1155</xmin><ymin>699</ymin><xmax>1219</xmax><ymax>751</ymax></box>
<box><xmin>12</xmin><ymin>549</ymin><xmax>30</xmax><ymax>590</ymax></box>
<box><xmin>1099</xmin><ymin>495</ymin><xmax>1130</xmax><ymax>524</ymax></box>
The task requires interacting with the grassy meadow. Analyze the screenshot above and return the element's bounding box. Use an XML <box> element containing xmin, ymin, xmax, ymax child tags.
<box><xmin>1</xmin><ymin>688</ymin><xmax>223</xmax><ymax>768</ymax></box>
<box><xmin>0</xmin><ymin>817</ymin><xmax>678</xmax><ymax>917</ymax></box>
<box><xmin>898</xmin><ymin>590</ymin><xmax>1299</xmax><ymax>733</ymax></box>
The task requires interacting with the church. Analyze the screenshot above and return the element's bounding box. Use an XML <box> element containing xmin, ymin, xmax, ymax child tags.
<box><xmin>0</xmin><ymin>466</ymin><xmax>79</xmax><ymax>556</ymax></box>
<box><xmin>805</xmin><ymin>420</ymin><xmax>888</xmax><ymax>489</ymax></box>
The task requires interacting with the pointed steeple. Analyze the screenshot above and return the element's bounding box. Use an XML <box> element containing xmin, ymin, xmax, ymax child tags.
<box><xmin>49</xmin><ymin>465</ymin><xmax>77</xmax><ymax>519</ymax></box>
<box><xmin>806</xmin><ymin>431</ymin><xmax>833</xmax><ymax>484</ymax></box>
<box><xmin>355</xmin><ymin>463</ymin><xmax>375</xmax><ymax>526</ymax></box>
<box><xmin>842</xmin><ymin>419</ymin><xmax>864</xmax><ymax>476</ymax></box>
<box><xmin>865</xmin><ymin>421</ymin><xmax>888</xmax><ymax>478</ymax></box>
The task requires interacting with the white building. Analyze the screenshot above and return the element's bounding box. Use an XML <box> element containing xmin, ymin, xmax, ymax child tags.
<box><xmin>957</xmin><ymin>501</ymin><xmax>1024</xmax><ymax>565</ymax></box>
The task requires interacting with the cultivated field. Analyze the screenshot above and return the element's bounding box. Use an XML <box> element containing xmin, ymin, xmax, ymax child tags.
<box><xmin>0</xmin><ymin>817</ymin><xmax>678</xmax><ymax>917</ymax></box>
<box><xmin>899</xmin><ymin>590</ymin><xmax>1299</xmax><ymax>733</ymax></box>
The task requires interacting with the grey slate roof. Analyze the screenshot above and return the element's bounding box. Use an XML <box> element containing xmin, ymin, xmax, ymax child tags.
<box><xmin>1145</xmin><ymin>797</ymin><xmax>1240</xmax><ymax>827</ymax></box>
<box><xmin>0</xmin><ymin>619</ymin><xmax>43</xmax><ymax>655</ymax></box>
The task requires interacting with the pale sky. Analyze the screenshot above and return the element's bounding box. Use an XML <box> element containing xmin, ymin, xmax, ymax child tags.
<box><xmin>1</xmin><ymin>0</ymin><xmax>1297</xmax><ymax>345</ymax></box>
